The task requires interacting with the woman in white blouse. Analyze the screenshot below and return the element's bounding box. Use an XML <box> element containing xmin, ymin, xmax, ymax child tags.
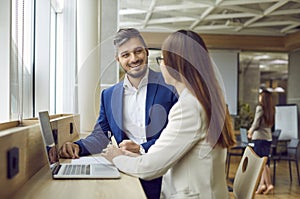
<box><xmin>102</xmin><ymin>30</ymin><xmax>236</xmax><ymax>199</ymax></box>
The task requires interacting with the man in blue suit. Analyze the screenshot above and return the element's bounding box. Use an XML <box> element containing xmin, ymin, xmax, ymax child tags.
<box><xmin>59</xmin><ymin>28</ymin><xmax>177</xmax><ymax>199</ymax></box>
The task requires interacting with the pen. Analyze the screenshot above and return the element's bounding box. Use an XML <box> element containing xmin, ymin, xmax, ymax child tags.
<box><xmin>108</xmin><ymin>131</ymin><xmax>118</xmax><ymax>147</ymax></box>
<box><xmin>111</xmin><ymin>135</ymin><xmax>118</xmax><ymax>148</ymax></box>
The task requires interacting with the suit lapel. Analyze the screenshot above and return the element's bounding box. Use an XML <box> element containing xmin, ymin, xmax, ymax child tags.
<box><xmin>111</xmin><ymin>83</ymin><xmax>125</xmax><ymax>141</ymax></box>
<box><xmin>145</xmin><ymin>70</ymin><xmax>160</xmax><ymax>126</ymax></box>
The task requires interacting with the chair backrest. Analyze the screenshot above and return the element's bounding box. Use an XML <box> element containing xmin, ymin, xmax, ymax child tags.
<box><xmin>287</xmin><ymin>138</ymin><xmax>299</xmax><ymax>157</ymax></box>
<box><xmin>240</xmin><ymin>128</ymin><xmax>248</xmax><ymax>144</ymax></box>
<box><xmin>233</xmin><ymin>146</ymin><xmax>267</xmax><ymax>199</ymax></box>
<box><xmin>269</xmin><ymin>129</ymin><xmax>282</xmax><ymax>157</ymax></box>
<box><xmin>271</xmin><ymin>129</ymin><xmax>281</xmax><ymax>147</ymax></box>
<box><xmin>272</xmin><ymin>129</ymin><xmax>281</xmax><ymax>141</ymax></box>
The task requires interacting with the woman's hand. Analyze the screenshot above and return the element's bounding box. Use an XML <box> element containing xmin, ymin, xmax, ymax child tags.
<box><xmin>119</xmin><ymin>139</ymin><xmax>140</xmax><ymax>153</ymax></box>
<box><xmin>101</xmin><ymin>145</ymin><xmax>124</xmax><ymax>163</ymax></box>
<box><xmin>247</xmin><ymin>130</ymin><xmax>252</xmax><ymax>139</ymax></box>
<box><xmin>101</xmin><ymin>144</ymin><xmax>141</xmax><ymax>163</ymax></box>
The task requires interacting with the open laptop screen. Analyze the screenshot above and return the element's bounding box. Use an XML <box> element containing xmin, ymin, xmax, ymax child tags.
<box><xmin>38</xmin><ymin>111</ymin><xmax>59</xmax><ymax>164</ymax></box>
<box><xmin>38</xmin><ymin>111</ymin><xmax>121</xmax><ymax>179</ymax></box>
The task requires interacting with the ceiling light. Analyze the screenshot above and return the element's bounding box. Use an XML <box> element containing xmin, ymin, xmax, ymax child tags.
<box><xmin>253</xmin><ymin>55</ymin><xmax>270</xmax><ymax>60</ymax></box>
<box><xmin>274</xmin><ymin>87</ymin><xmax>285</xmax><ymax>93</ymax></box>
<box><xmin>261</xmin><ymin>87</ymin><xmax>285</xmax><ymax>93</ymax></box>
<box><xmin>269</xmin><ymin>59</ymin><xmax>288</xmax><ymax>65</ymax></box>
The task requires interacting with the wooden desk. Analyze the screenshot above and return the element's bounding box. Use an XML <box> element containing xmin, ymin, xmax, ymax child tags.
<box><xmin>1</xmin><ymin>116</ymin><xmax>147</xmax><ymax>198</ymax></box>
<box><xmin>12</xmin><ymin>163</ymin><xmax>146</xmax><ymax>199</ymax></box>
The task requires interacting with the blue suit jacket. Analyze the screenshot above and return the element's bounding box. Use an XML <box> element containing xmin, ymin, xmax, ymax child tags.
<box><xmin>75</xmin><ymin>69</ymin><xmax>177</xmax><ymax>199</ymax></box>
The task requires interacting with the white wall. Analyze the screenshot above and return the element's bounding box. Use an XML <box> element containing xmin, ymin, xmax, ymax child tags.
<box><xmin>77</xmin><ymin>0</ymin><xmax>100</xmax><ymax>132</ymax></box>
<box><xmin>287</xmin><ymin>49</ymin><xmax>300</xmax><ymax>138</ymax></box>
<box><xmin>210</xmin><ymin>50</ymin><xmax>239</xmax><ymax>115</ymax></box>
<box><xmin>77</xmin><ymin>0</ymin><xmax>118</xmax><ymax>132</ymax></box>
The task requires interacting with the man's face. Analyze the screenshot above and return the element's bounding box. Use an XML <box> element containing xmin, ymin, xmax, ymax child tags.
<box><xmin>116</xmin><ymin>37</ymin><xmax>148</xmax><ymax>79</ymax></box>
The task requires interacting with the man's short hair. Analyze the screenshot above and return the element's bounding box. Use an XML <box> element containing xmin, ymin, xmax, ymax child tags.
<box><xmin>113</xmin><ymin>28</ymin><xmax>147</xmax><ymax>56</ymax></box>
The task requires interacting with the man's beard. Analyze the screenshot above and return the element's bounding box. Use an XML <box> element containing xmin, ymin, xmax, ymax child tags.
<box><xmin>126</xmin><ymin>64</ymin><xmax>148</xmax><ymax>78</ymax></box>
<box><xmin>125</xmin><ymin>58</ymin><xmax>148</xmax><ymax>78</ymax></box>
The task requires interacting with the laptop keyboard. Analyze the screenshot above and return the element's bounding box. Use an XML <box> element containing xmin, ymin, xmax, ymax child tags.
<box><xmin>63</xmin><ymin>164</ymin><xmax>90</xmax><ymax>175</ymax></box>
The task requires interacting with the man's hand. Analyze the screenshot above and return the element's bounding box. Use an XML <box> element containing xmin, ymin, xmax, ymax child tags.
<box><xmin>59</xmin><ymin>142</ymin><xmax>80</xmax><ymax>159</ymax></box>
<box><xmin>119</xmin><ymin>140</ymin><xmax>140</xmax><ymax>153</ymax></box>
<box><xmin>48</xmin><ymin>146</ymin><xmax>58</xmax><ymax>163</ymax></box>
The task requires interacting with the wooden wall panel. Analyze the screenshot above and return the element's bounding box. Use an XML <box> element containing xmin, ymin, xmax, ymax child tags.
<box><xmin>25</xmin><ymin>114</ymin><xmax>80</xmax><ymax>150</ymax></box>
<box><xmin>285</xmin><ymin>31</ymin><xmax>300</xmax><ymax>51</ymax></box>
<box><xmin>51</xmin><ymin>114</ymin><xmax>80</xmax><ymax>150</ymax></box>
<box><xmin>201</xmin><ymin>34</ymin><xmax>285</xmax><ymax>51</ymax></box>
<box><xmin>0</xmin><ymin>124</ymin><xmax>47</xmax><ymax>199</ymax></box>
<box><xmin>141</xmin><ymin>31</ymin><xmax>300</xmax><ymax>52</ymax></box>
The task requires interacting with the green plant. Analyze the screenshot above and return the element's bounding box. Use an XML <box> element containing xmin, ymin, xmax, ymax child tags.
<box><xmin>234</xmin><ymin>103</ymin><xmax>254</xmax><ymax>130</ymax></box>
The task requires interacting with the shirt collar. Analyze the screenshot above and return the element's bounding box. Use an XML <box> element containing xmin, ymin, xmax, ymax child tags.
<box><xmin>123</xmin><ymin>68</ymin><xmax>149</xmax><ymax>90</ymax></box>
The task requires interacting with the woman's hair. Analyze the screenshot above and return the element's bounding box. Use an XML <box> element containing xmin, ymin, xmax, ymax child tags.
<box><xmin>259</xmin><ymin>90</ymin><xmax>275</xmax><ymax>127</ymax></box>
<box><xmin>161</xmin><ymin>30</ymin><xmax>235</xmax><ymax>148</ymax></box>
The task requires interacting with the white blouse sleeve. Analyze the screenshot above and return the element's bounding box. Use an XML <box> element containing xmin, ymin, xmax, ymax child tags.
<box><xmin>112</xmin><ymin>93</ymin><xmax>207</xmax><ymax>180</ymax></box>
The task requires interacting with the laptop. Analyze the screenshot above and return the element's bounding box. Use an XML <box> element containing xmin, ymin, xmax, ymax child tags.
<box><xmin>38</xmin><ymin>111</ymin><xmax>120</xmax><ymax>179</ymax></box>
<box><xmin>240</xmin><ymin>128</ymin><xmax>254</xmax><ymax>147</ymax></box>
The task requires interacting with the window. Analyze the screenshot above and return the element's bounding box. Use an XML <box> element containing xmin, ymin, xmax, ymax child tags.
<box><xmin>0</xmin><ymin>0</ymin><xmax>11</xmax><ymax>122</ymax></box>
<box><xmin>0</xmin><ymin>0</ymin><xmax>77</xmax><ymax>123</ymax></box>
<box><xmin>50</xmin><ymin>0</ymin><xmax>77</xmax><ymax>114</ymax></box>
<box><xmin>10</xmin><ymin>0</ymin><xmax>34</xmax><ymax>121</ymax></box>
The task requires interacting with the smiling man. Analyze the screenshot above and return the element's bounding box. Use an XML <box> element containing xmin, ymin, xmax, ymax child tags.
<box><xmin>59</xmin><ymin>28</ymin><xmax>178</xmax><ymax>199</ymax></box>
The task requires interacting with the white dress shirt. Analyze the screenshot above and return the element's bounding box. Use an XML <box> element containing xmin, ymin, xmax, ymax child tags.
<box><xmin>122</xmin><ymin>69</ymin><xmax>149</xmax><ymax>144</ymax></box>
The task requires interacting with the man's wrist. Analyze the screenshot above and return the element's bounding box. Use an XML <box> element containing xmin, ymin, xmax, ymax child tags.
<box><xmin>74</xmin><ymin>142</ymin><xmax>81</xmax><ymax>155</ymax></box>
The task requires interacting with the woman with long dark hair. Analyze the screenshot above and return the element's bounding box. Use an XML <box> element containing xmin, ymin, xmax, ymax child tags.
<box><xmin>248</xmin><ymin>90</ymin><xmax>275</xmax><ymax>194</ymax></box>
<box><xmin>102</xmin><ymin>30</ymin><xmax>236</xmax><ymax>198</ymax></box>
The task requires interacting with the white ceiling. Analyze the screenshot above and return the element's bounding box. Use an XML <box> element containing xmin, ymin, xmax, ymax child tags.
<box><xmin>119</xmin><ymin>0</ymin><xmax>300</xmax><ymax>36</ymax></box>
<box><xmin>119</xmin><ymin>0</ymin><xmax>297</xmax><ymax>83</ymax></box>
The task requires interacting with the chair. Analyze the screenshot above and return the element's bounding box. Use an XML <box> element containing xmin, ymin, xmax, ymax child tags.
<box><xmin>268</xmin><ymin>129</ymin><xmax>281</xmax><ymax>184</ymax></box>
<box><xmin>270</xmin><ymin>129</ymin><xmax>282</xmax><ymax>155</ymax></box>
<box><xmin>273</xmin><ymin>138</ymin><xmax>300</xmax><ymax>185</ymax></box>
<box><xmin>233</xmin><ymin>146</ymin><xmax>267</xmax><ymax>199</ymax></box>
<box><xmin>226</xmin><ymin>128</ymin><xmax>248</xmax><ymax>179</ymax></box>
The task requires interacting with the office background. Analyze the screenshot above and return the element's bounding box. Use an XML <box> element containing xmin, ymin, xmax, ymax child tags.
<box><xmin>0</xmin><ymin>0</ymin><xmax>300</xmax><ymax>137</ymax></box>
